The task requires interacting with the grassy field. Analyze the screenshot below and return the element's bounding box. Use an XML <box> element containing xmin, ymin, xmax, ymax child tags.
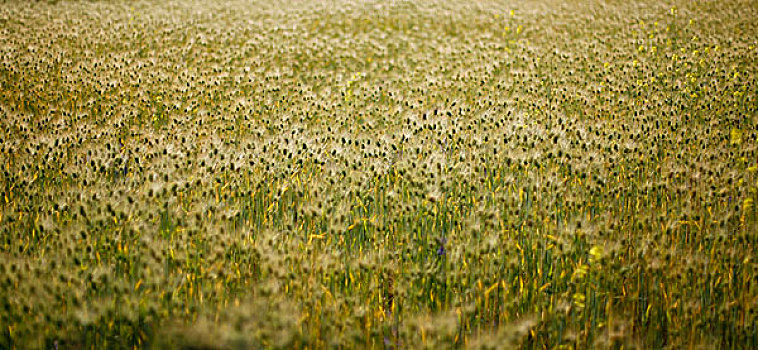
<box><xmin>1</xmin><ymin>0</ymin><xmax>757</xmax><ymax>348</ymax></box>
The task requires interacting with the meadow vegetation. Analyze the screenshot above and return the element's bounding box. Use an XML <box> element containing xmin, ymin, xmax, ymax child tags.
<box><xmin>0</xmin><ymin>0</ymin><xmax>757</xmax><ymax>348</ymax></box>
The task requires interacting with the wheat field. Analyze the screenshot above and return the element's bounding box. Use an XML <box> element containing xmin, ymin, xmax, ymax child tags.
<box><xmin>1</xmin><ymin>0</ymin><xmax>757</xmax><ymax>348</ymax></box>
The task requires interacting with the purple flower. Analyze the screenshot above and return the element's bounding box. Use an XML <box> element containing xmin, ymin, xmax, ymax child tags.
<box><xmin>436</xmin><ymin>237</ymin><xmax>447</xmax><ymax>256</ymax></box>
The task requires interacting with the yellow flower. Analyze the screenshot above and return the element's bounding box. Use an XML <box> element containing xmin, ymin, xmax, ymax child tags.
<box><xmin>731</xmin><ymin>128</ymin><xmax>742</xmax><ymax>145</ymax></box>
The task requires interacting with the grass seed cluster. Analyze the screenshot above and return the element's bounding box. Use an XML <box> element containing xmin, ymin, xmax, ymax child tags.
<box><xmin>1</xmin><ymin>0</ymin><xmax>757</xmax><ymax>348</ymax></box>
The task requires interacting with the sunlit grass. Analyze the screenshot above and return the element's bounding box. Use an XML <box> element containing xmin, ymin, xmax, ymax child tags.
<box><xmin>0</xmin><ymin>0</ymin><xmax>757</xmax><ymax>348</ymax></box>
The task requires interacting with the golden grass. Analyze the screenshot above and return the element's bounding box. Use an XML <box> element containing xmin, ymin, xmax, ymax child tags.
<box><xmin>0</xmin><ymin>0</ymin><xmax>756</xmax><ymax>348</ymax></box>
